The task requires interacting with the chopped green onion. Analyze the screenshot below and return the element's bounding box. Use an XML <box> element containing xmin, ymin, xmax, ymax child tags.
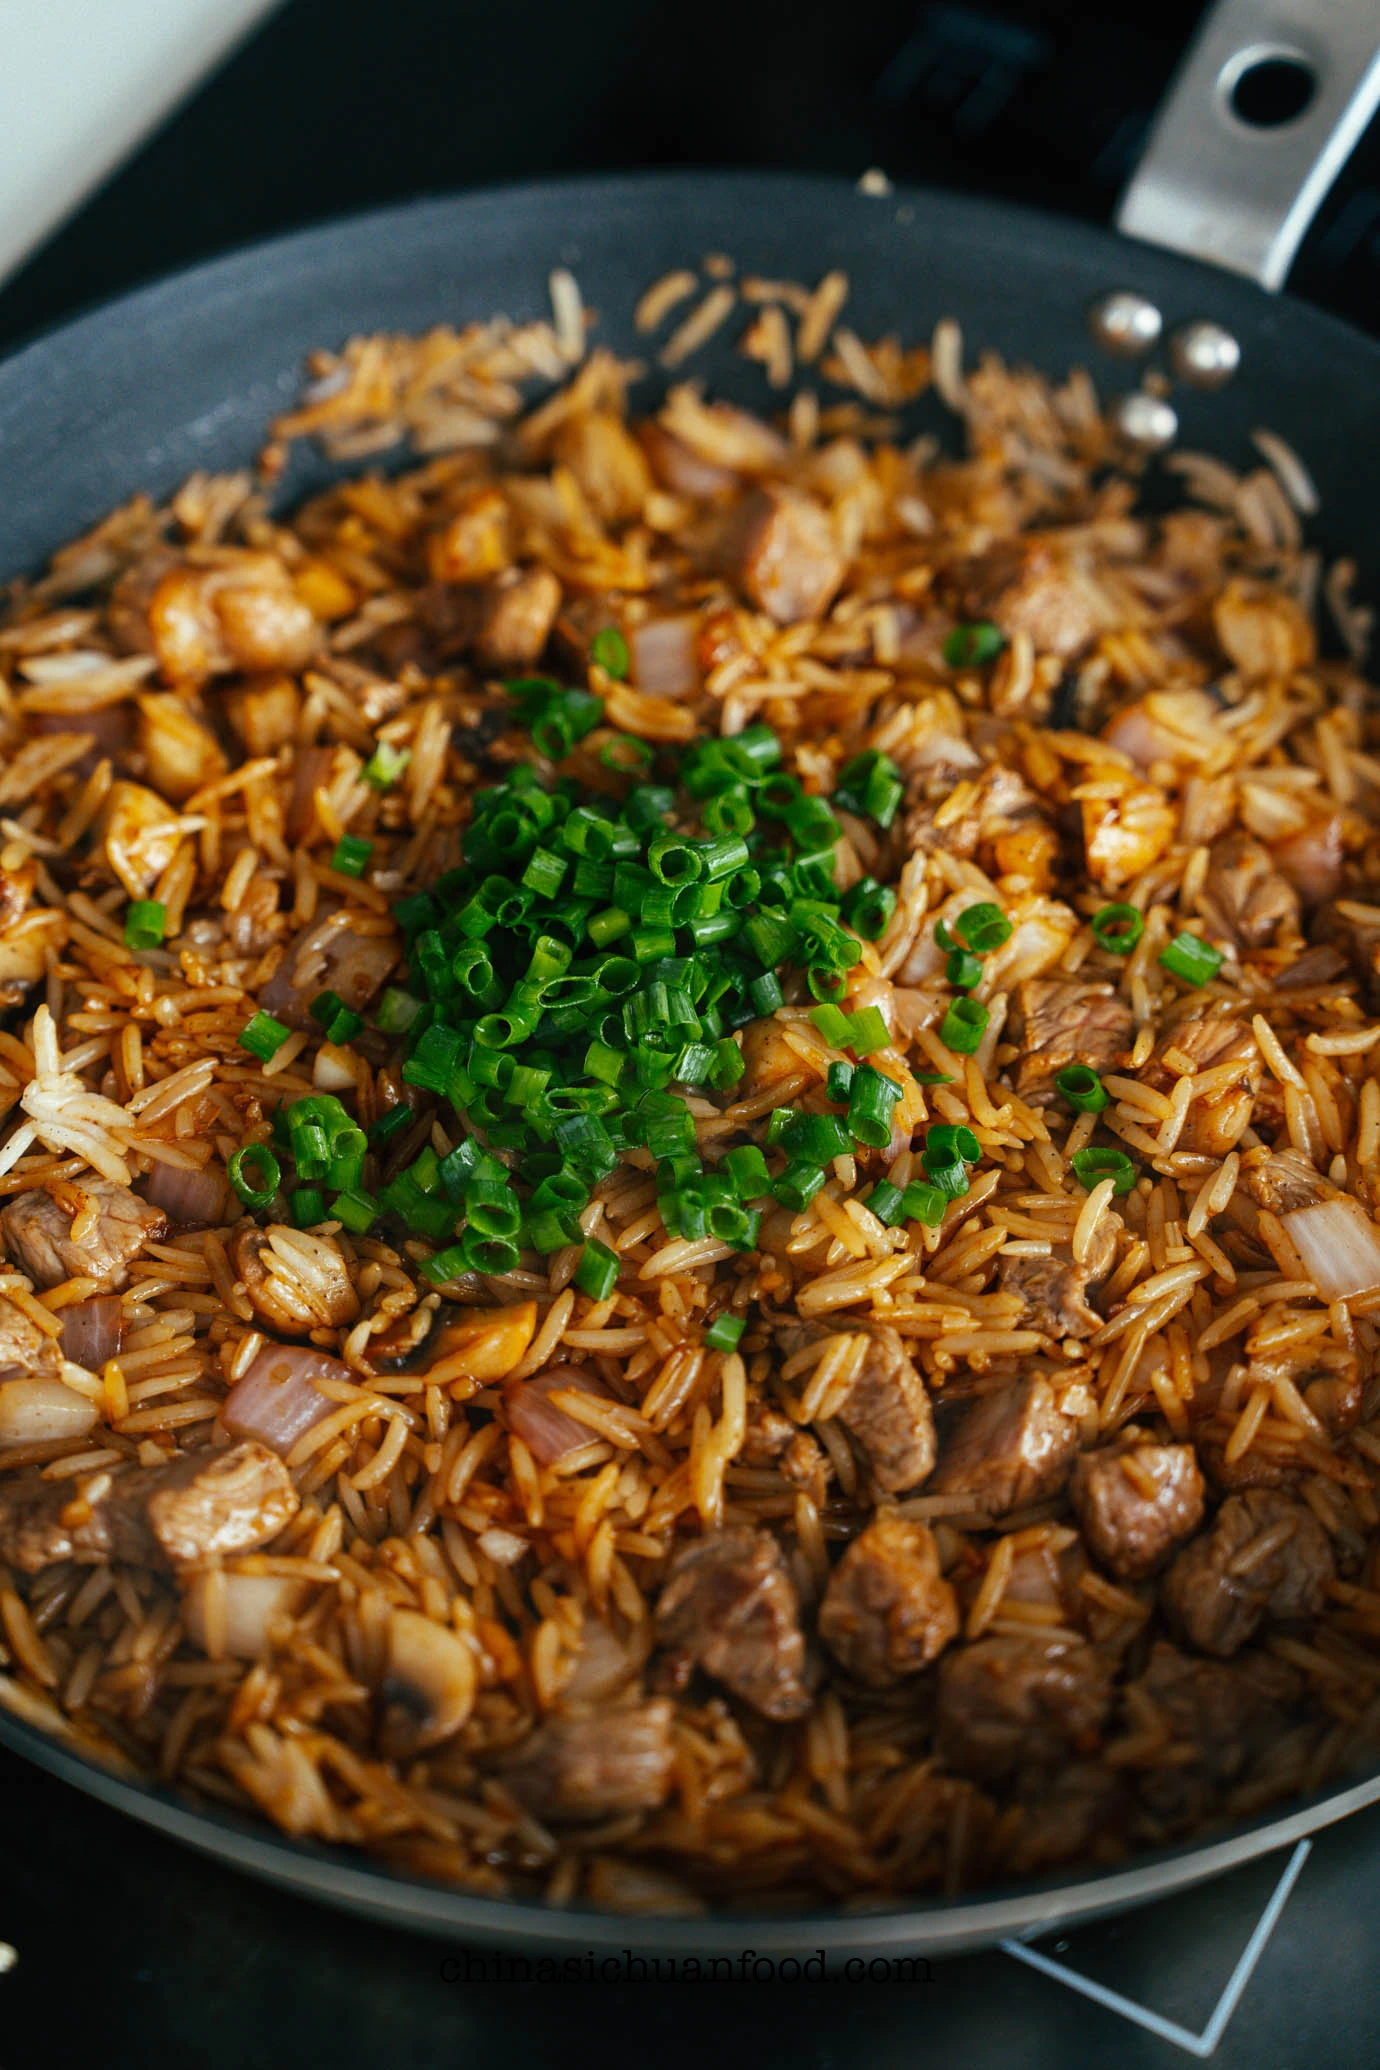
<box><xmin>1092</xmin><ymin>903</ymin><xmax>1144</xmax><ymax>955</ymax></box>
<box><xmin>845</xmin><ymin>1007</ymin><xmax>891</xmax><ymax>1056</ymax></box>
<box><xmin>939</xmin><ymin>997</ymin><xmax>989</xmax><ymax>1055</ymax></box>
<box><xmin>600</xmin><ymin>733</ymin><xmax>652</xmax><ymax>773</ymax></box>
<box><xmin>238</xmin><ymin>1012</ymin><xmax>291</xmax><ymax>1064</ymax></box>
<box><xmin>925</xmin><ymin>1122</ymin><xmax>981</xmax><ymax>1166</ymax></box>
<box><xmin>942</xmin><ymin>621</ymin><xmax>1005</xmax><ymax>669</ymax></box>
<box><xmin>228</xmin><ymin>1143</ymin><xmax>280</xmax><ymax>1211</ymax></box>
<box><xmin>1054</xmin><ymin>1065</ymin><xmax>1109</xmax><ymax>1113</ymax></box>
<box><xmin>370</xmin><ymin>1102</ymin><xmax>414</xmax><ymax>1146</ymax></box>
<box><xmin>772</xmin><ymin>1161</ymin><xmax>827</xmax><ymax>1212</ymax></box>
<box><xmin>1159</xmin><ymin>931</ymin><xmax>1224</xmax><ymax>987</ymax></box>
<box><xmin>1071</xmin><ymin>1146</ymin><xmax>1137</xmax><ymax>1196</ymax></box>
<box><xmin>362</xmin><ymin>742</ymin><xmax>411</xmax><ymax>789</ymax></box>
<box><xmin>833</xmin><ymin>750</ymin><xmax>904</xmax><ymax>830</ymax></box>
<box><xmin>723</xmin><ymin>1145</ymin><xmax>770</xmax><ymax>1199</ymax></box>
<box><xmin>574</xmin><ymin>1238</ymin><xmax>620</xmax><ymax>1300</ymax></box>
<box><xmin>331</xmin><ymin>834</ymin><xmax>373</xmax><ymax>879</ymax></box>
<box><xmin>946</xmin><ymin>949</ymin><xmax>983</xmax><ymax>992</ymax></box>
<box><xmin>867</xmin><ymin>1180</ymin><xmax>905</xmax><ymax>1227</ymax></box>
<box><xmin>810</xmin><ymin>1004</ymin><xmax>853</xmax><ymax>1049</ymax></box>
<box><xmin>331</xmin><ymin>1187</ymin><xmax>380</xmax><ymax>1233</ymax></box>
<box><xmin>901</xmin><ymin>1181</ymin><xmax>948</xmax><ymax>1226</ymax></box>
<box><xmin>124</xmin><ymin>900</ymin><xmax>166</xmax><ymax>950</ymax></box>
<box><xmin>703</xmin><ymin>1312</ymin><xmax>745</xmax><ymax>1353</ymax></box>
<box><xmin>291</xmin><ymin>1187</ymin><xmax>327</xmax><ymax>1227</ymax></box>
<box><xmin>590</xmin><ymin>625</ymin><xmax>630</xmax><ymax>679</ymax></box>
<box><xmin>825</xmin><ymin>1061</ymin><xmax>855</xmax><ymax>1103</ymax></box>
<box><xmin>954</xmin><ymin>903</ymin><xmax>1012</xmax><ymax>953</ymax></box>
<box><xmin>419</xmin><ymin>1243</ymin><xmax>471</xmax><ymax>1285</ymax></box>
<box><xmin>841</xmin><ymin>878</ymin><xmax>896</xmax><ymax>940</ymax></box>
<box><xmin>847</xmin><ymin>1064</ymin><xmax>903</xmax><ymax>1148</ymax></box>
<box><xmin>782</xmin><ymin>1111</ymin><xmax>853</xmax><ymax>1163</ymax></box>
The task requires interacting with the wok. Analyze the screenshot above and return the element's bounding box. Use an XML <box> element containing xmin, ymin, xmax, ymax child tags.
<box><xmin>2</xmin><ymin>0</ymin><xmax>1380</xmax><ymax>1960</ymax></box>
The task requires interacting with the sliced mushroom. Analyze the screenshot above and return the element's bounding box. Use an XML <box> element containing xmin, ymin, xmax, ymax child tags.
<box><xmin>379</xmin><ymin>1607</ymin><xmax>477</xmax><ymax>1758</ymax></box>
<box><xmin>365</xmin><ymin>1300</ymin><xmax>537</xmax><ymax>1385</ymax></box>
<box><xmin>232</xmin><ymin>1226</ymin><xmax>361</xmax><ymax>1335</ymax></box>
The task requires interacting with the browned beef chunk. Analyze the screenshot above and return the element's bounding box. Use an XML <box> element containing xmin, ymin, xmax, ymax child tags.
<box><xmin>2</xmin><ymin>1180</ymin><xmax>166</xmax><ymax>1292</ymax></box>
<box><xmin>905</xmin><ymin>763</ymin><xmax>1045</xmax><ymax>865</ymax></box>
<box><xmin>1240</xmin><ymin>1149</ymin><xmax>1327</xmax><ymax>1215</ymax></box>
<box><xmin>496</xmin><ymin>1701</ymin><xmax>676</xmax><ymax>1821</ymax></box>
<box><xmin>1200</xmin><ymin>833</ymin><xmax>1299</xmax><ymax>949</ymax></box>
<box><xmin>471</xmin><ymin>566</ymin><xmax>562</xmax><ymax>672</ymax></box>
<box><xmin>654</xmin><ymin>1527</ymin><xmax>812</xmax><ymax>1720</ymax></box>
<box><xmin>258</xmin><ymin>911</ymin><xmax>398</xmax><ymax>1031</ymax></box>
<box><xmin>1007</xmin><ymin>1763</ymin><xmax>1128</xmax><ymax>1875</ymax></box>
<box><xmin>1013</xmin><ymin>979</ymin><xmax>1133</xmax><ymax>1103</ymax></box>
<box><xmin>1127</xmin><ymin>1641</ymin><xmax>1303</xmax><ymax>1828</ymax></box>
<box><xmin>1070</xmin><ymin>1442</ymin><xmax>1205</xmax><ymax>1580</ymax></box>
<box><xmin>929</xmin><ymin>1377</ymin><xmax>1081</xmax><ymax>1515</ymax></box>
<box><xmin>0</xmin><ymin>1293</ymin><xmax>65</xmax><ymax>1380</ymax></box>
<box><xmin>740</xmin><ymin>1398</ymin><xmax>829</xmax><ymax>1505</ymax></box>
<box><xmin>945</xmin><ymin>537</ymin><xmax>1111</xmax><ymax>659</ymax></box>
<box><xmin>936</xmin><ymin>1633</ymin><xmax>1113</xmax><ymax>1782</ymax></box>
<box><xmin>996</xmin><ymin>1213</ymin><xmax>1119</xmax><ymax>1341</ymax></box>
<box><xmin>833</xmin><ymin>1322</ymin><xmax>936</xmax><ymax>1495</ymax></box>
<box><xmin>721</xmin><ymin>488</ymin><xmax>845</xmax><ymax>625</ymax></box>
<box><xmin>0</xmin><ymin>1439</ymin><xmax>298</xmax><ymax>1574</ymax></box>
<box><xmin>817</xmin><ymin>1515</ymin><xmax>958</xmax><ymax>1688</ymax></box>
<box><xmin>1144</xmin><ymin>1016</ymin><xmax>1261</xmax><ymax>1157</ymax></box>
<box><xmin>1161</xmin><ymin>1489</ymin><xmax>1334</xmax><ymax>1657</ymax></box>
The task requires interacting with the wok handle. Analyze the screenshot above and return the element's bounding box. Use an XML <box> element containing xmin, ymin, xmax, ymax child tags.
<box><xmin>1116</xmin><ymin>0</ymin><xmax>1380</xmax><ymax>290</ymax></box>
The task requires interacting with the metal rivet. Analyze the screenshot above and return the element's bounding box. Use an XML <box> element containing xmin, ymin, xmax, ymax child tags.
<box><xmin>1171</xmin><ymin>320</ymin><xmax>1242</xmax><ymax>388</ymax></box>
<box><xmin>1113</xmin><ymin>392</ymin><xmax>1179</xmax><ymax>450</ymax></box>
<box><xmin>1089</xmin><ymin>291</ymin><xmax>1163</xmax><ymax>356</ymax></box>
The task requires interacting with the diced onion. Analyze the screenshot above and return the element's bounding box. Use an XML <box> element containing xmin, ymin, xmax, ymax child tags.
<box><xmin>181</xmin><ymin>1571</ymin><xmax>304</xmax><ymax>1661</ymax></box>
<box><xmin>628</xmin><ymin>616</ymin><xmax>699</xmax><ymax>698</ymax></box>
<box><xmin>220</xmin><ymin>1343</ymin><xmax>343</xmax><ymax>1456</ymax></box>
<box><xmin>1283</xmin><ymin>1198</ymin><xmax>1380</xmax><ymax>1300</ymax></box>
<box><xmin>0</xmin><ymin>1376</ymin><xmax>99</xmax><ymax>1445</ymax></box>
<box><xmin>503</xmin><ymin>1362</ymin><xmax>611</xmax><ymax>1464</ymax></box>
<box><xmin>142</xmin><ymin>1161</ymin><xmax>228</xmax><ymax>1228</ymax></box>
<box><xmin>59</xmin><ymin>1294</ymin><xmax>123</xmax><ymax>1369</ymax></box>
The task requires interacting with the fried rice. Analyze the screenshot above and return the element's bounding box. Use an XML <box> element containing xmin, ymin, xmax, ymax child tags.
<box><xmin>1</xmin><ymin>255</ymin><xmax>1379</xmax><ymax>1918</ymax></box>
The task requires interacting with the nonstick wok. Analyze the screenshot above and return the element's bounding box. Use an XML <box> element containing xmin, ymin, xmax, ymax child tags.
<box><xmin>2</xmin><ymin>4</ymin><xmax>1380</xmax><ymax>1961</ymax></box>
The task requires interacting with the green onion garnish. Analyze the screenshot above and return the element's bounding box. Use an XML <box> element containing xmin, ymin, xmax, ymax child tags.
<box><xmin>946</xmin><ymin>949</ymin><xmax>984</xmax><ymax>992</ymax></box>
<box><xmin>772</xmin><ymin>1161</ymin><xmax>827</xmax><ymax>1212</ymax></box>
<box><xmin>1159</xmin><ymin>931</ymin><xmax>1224</xmax><ymax>987</ymax></box>
<box><xmin>939</xmin><ymin>998</ymin><xmax>989</xmax><ymax>1054</ymax></box>
<box><xmin>1092</xmin><ymin>903</ymin><xmax>1144</xmax><ymax>955</ymax></box>
<box><xmin>845</xmin><ymin>1007</ymin><xmax>891</xmax><ymax>1056</ymax></box>
<box><xmin>590</xmin><ymin>625</ymin><xmax>630</xmax><ymax>680</ymax></box>
<box><xmin>847</xmin><ymin>1064</ymin><xmax>903</xmax><ymax>1149</ymax></box>
<box><xmin>954</xmin><ymin>902</ymin><xmax>1012</xmax><ymax>953</ymax></box>
<box><xmin>238</xmin><ymin>1012</ymin><xmax>291</xmax><ymax>1064</ymax></box>
<box><xmin>331</xmin><ymin>834</ymin><xmax>373</xmax><ymax>879</ymax></box>
<box><xmin>124</xmin><ymin>900</ymin><xmax>166</xmax><ymax>951</ymax></box>
<box><xmin>574</xmin><ymin>1238</ymin><xmax>620</xmax><ymax>1300</ymax></box>
<box><xmin>331</xmin><ymin>1187</ymin><xmax>380</xmax><ymax>1233</ymax></box>
<box><xmin>291</xmin><ymin>1187</ymin><xmax>327</xmax><ymax>1227</ymax></box>
<box><xmin>228</xmin><ymin>1143</ymin><xmax>281</xmax><ymax>1211</ymax></box>
<box><xmin>1055</xmin><ymin>1065</ymin><xmax>1109</xmax><ymax>1113</ymax></box>
<box><xmin>902</xmin><ymin>1181</ymin><xmax>948</xmax><ymax>1226</ymax></box>
<box><xmin>832</xmin><ymin>750</ymin><xmax>905</xmax><ymax>830</ymax></box>
<box><xmin>703</xmin><ymin>1312</ymin><xmax>745</xmax><ymax>1352</ymax></box>
<box><xmin>362</xmin><ymin>742</ymin><xmax>411</xmax><ymax>790</ymax></box>
<box><xmin>942</xmin><ymin>621</ymin><xmax>1005</xmax><ymax>669</ymax></box>
<box><xmin>1071</xmin><ymin>1146</ymin><xmax>1137</xmax><ymax>1195</ymax></box>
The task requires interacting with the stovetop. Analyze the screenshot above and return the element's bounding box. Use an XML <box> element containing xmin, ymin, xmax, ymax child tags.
<box><xmin>3</xmin><ymin>3</ymin><xmax>1380</xmax><ymax>2061</ymax></box>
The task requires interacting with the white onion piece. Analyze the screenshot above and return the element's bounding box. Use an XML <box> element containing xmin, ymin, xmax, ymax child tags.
<box><xmin>142</xmin><ymin>1161</ymin><xmax>228</xmax><ymax>1228</ymax></box>
<box><xmin>1283</xmin><ymin>1199</ymin><xmax>1380</xmax><ymax>1300</ymax></box>
<box><xmin>1103</xmin><ymin>691</ymin><xmax>1215</xmax><ymax>772</ymax></box>
<box><xmin>0</xmin><ymin>1376</ymin><xmax>99</xmax><ymax>1445</ymax></box>
<box><xmin>562</xmin><ymin>1619</ymin><xmax>636</xmax><ymax>1703</ymax></box>
<box><xmin>1272</xmin><ymin>815</ymin><xmax>1344</xmax><ymax>907</ymax></box>
<box><xmin>503</xmin><ymin>1362</ymin><xmax>611</xmax><ymax>1464</ymax></box>
<box><xmin>641</xmin><ymin>425</ymin><xmax>739</xmax><ymax>500</ymax></box>
<box><xmin>477</xmin><ymin>1527</ymin><xmax>529</xmax><ymax>1567</ymax></box>
<box><xmin>313</xmin><ymin>1042</ymin><xmax>357</xmax><ymax>1091</ymax></box>
<box><xmin>220</xmin><ymin>1343</ymin><xmax>344</xmax><ymax>1457</ymax></box>
<box><xmin>181</xmin><ymin>1571</ymin><xmax>305</xmax><ymax>1661</ymax></box>
<box><xmin>59</xmin><ymin>1294</ymin><xmax>123</xmax><ymax>1369</ymax></box>
<box><xmin>628</xmin><ymin>615</ymin><xmax>699</xmax><ymax>698</ymax></box>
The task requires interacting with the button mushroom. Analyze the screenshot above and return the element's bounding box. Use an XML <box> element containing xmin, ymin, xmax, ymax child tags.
<box><xmin>232</xmin><ymin>1226</ymin><xmax>361</xmax><ymax>1336</ymax></box>
<box><xmin>379</xmin><ymin>1607</ymin><xmax>477</xmax><ymax>1759</ymax></box>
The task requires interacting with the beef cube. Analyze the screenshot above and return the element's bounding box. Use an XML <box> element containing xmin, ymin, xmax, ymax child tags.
<box><xmin>1013</xmin><ymin>979</ymin><xmax>1133</xmax><ymax>1103</ymax></box>
<box><xmin>1070</xmin><ymin>1442</ymin><xmax>1205</xmax><ymax>1580</ymax></box>
<box><xmin>2</xmin><ymin>1180</ymin><xmax>166</xmax><ymax>1292</ymax></box>
<box><xmin>1144</xmin><ymin>1016</ymin><xmax>1260</xmax><ymax>1156</ymax></box>
<box><xmin>1007</xmin><ymin>1763</ymin><xmax>1128</xmax><ymax>1875</ymax></box>
<box><xmin>654</xmin><ymin>1527</ymin><xmax>811</xmax><ymax>1720</ymax></box>
<box><xmin>929</xmin><ymin>1376</ymin><xmax>1081</xmax><ymax>1515</ymax></box>
<box><xmin>497</xmin><ymin>1700</ymin><xmax>675</xmax><ymax>1821</ymax></box>
<box><xmin>740</xmin><ymin>1398</ymin><xmax>829</xmax><ymax>1506</ymax></box>
<box><xmin>833</xmin><ymin>1323</ymin><xmax>936</xmax><ymax>1496</ymax></box>
<box><xmin>471</xmin><ymin>566</ymin><xmax>562</xmax><ymax>672</ymax></box>
<box><xmin>936</xmin><ymin>1633</ymin><xmax>1113</xmax><ymax>1782</ymax></box>
<box><xmin>0</xmin><ymin>1439</ymin><xmax>299</xmax><ymax>1574</ymax></box>
<box><xmin>1241</xmin><ymin>1150</ymin><xmax>1327</xmax><ymax>1216</ymax></box>
<box><xmin>946</xmin><ymin>537</ymin><xmax>1112</xmax><ymax>659</ymax></box>
<box><xmin>721</xmin><ymin>488</ymin><xmax>845</xmax><ymax>625</ymax></box>
<box><xmin>1161</xmin><ymin>1489</ymin><xmax>1334</xmax><ymax>1657</ymax></box>
<box><xmin>818</xmin><ymin>1514</ymin><xmax>958</xmax><ymax>1687</ymax></box>
<box><xmin>0</xmin><ymin>1293</ymin><xmax>66</xmax><ymax>1381</ymax></box>
<box><xmin>1128</xmin><ymin>1640</ymin><xmax>1302</xmax><ymax>1828</ymax></box>
<box><xmin>996</xmin><ymin>1213</ymin><xmax>1118</xmax><ymax>1342</ymax></box>
<box><xmin>1200</xmin><ymin>832</ymin><xmax>1299</xmax><ymax>949</ymax></box>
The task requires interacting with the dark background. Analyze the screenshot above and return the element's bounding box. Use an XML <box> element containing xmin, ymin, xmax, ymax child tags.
<box><xmin>0</xmin><ymin>0</ymin><xmax>1378</xmax><ymax>355</ymax></box>
<box><xmin>5</xmin><ymin>2</ymin><xmax>1380</xmax><ymax>2064</ymax></box>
